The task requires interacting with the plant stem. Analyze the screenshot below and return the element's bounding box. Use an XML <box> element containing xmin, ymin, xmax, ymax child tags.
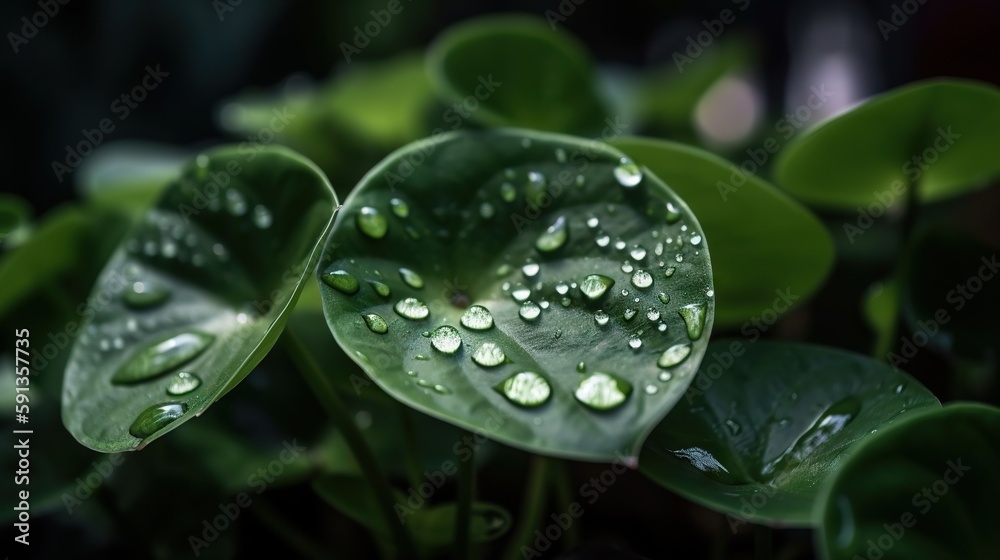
<box><xmin>454</xmin><ymin>432</ymin><xmax>475</xmax><ymax>560</ymax></box>
<box><xmin>550</xmin><ymin>460</ymin><xmax>580</xmax><ymax>551</ymax></box>
<box><xmin>252</xmin><ymin>497</ymin><xmax>329</xmax><ymax>560</ymax></box>
<box><xmin>502</xmin><ymin>456</ymin><xmax>551</xmax><ymax>560</ymax></box>
<box><xmin>282</xmin><ymin>330</ymin><xmax>417</xmax><ymax>559</ymax></box>
<box><xmin>754</xmin><ymin>524</ymin><xmax>772</xmax><ymax>560</ymax></box>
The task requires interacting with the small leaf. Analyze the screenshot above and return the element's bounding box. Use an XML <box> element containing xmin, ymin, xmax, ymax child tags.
<box><xmin>776</xmin><ymin>79</ymin><xmax>1000</xmax><ymax>208</ymax></box>
<box><xmin>427</xmin><ymin>15</ymin><xmax>608</xmax><ymax>134</ymax></box>
<box><xmin>62</xmin><ymin>146</ymin><xmax>337</xmax><ymax>452</ymax></box>
<box><xmin>614</xmin><ymin>137</ymin><xmax>833</xmax><ymax>327</ymax></box>
<box><xmin>818</xmin><ymin>403</ymin><xmax>1000</xmax><ymax>560</ymax></box>
<box><xmin>318</xmin><ymin>129</ymin><xmax>715</xmax><ymax>461</ymax></box>
<box><xmin>863</xmin><ymin>278</ymin><xmax>900</xmax><ymax>358</ymax></box>
<box><xmin>640</xmin><ymin>341</ymin><xmax>939</xmax><ymax>525</ymax></box>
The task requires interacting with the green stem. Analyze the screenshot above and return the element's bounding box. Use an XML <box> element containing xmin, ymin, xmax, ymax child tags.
<box><xmin>282</xmin><ymin>330</ymin><xmax>417</xmax><ymax>559</ymax></box>
<box><xmin>252</xmin><ymin>498</ymin><xmax>329</xmax><ymax>560</ymax></box>
<box><xmin>454</xmin><ymin>433</ymin><xmax>475</xmax><ymax>560</ymax></box>
<box><xmin>550</xmin><ymin>460</ymin><xmax>580</xmax><ymax>551</ymax></box>
<box><xmin>503</xmin><ymin>456</ymin><xmax>551</xmax><ymax>560</ymax></box>
<box><xmin>754</xmin><ymin>524</ymin><xmax>772</xmax><ymax>560</ymax></box>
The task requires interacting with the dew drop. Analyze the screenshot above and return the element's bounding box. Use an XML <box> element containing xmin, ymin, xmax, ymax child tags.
<box><xmin>555</xmin><ymin>283</ymin><xmax>569</xmax><ymax>295</ymax></box>
<box><xmin>112</xmin><ymin>331</ymin><xmax>214</xmax><ymax>384</ymax></box>
<box><xmin>225</xmin><ymin>189</ymin><xmax>248</xmax><ymax>216</ymax></box>
<box><xmin>356</xmin><ymin>207</ymin><xmax>388</xmax><ymax>239</ymax></box>
<box><xmin>430</xmin><ymin>325</ymin><xmax>462</xmax><ymax>353</ymax></box>
<box><xmin>577</xmin><ymin>361</ymin><xmax>586</xmax><ymax>373</ymax></box>
<box><xmin>657</xmin><ymin>293</ymin><xmax>670</xmax><ymax>305</ymax></box>
<box><xmin>519</xmin><ymin>301</ymin><xmax>541</xmax><ymax>321</ymax></box>
<box><xmin>658</xmin><ymin>371</ymin><xmax>673</xmax><ymax>382</ymax></box>
<box><xmin>511</xmin><ymin>286</ymin><xmax>531</xmax><ymax>302</ymax></box>
<box><xmin>522</xmin><ymin>262</ymin><xmax>540</xmax><ymax>278</ymax></box>
<box><xmin>575</xmin><ymin>373</ymin><xmax>631</xmax><ymax>411</ymax></box>
<box><xmin>623</xmin><ymin>308</ymin><xmax>637</xmax><ymax>321</ymax></box>
<box><xmin>167</xmin><ymin>372</ymin><xmax>201</xmax><ymax>396</ymax></box>
<box><xmin>394</xmin><ymin>297</ymin><xmax>429</xmax><ymax>320</ymax></box>
<box><xmin>657</xmin><ymin>344</ymin><xmax>692</xmax><ymax>368</ymax></box>
<box><xmin>580</xmin><ymin>274</ymin><xmax>614</xmax><ymax>300</ymax></box>
<box><xmin>630</xmin><ymin>246</ymin><xmax>647</xmax><ymax>261</ymax></box>
<box><xmin>253</xmin><ymin>205</ymin><xmax>273</xmax><ymax>229</ymax></box>
<box><xmin>761</xmin><ymin>397</ymin><xmax>861</xmax><ymax>478</ymax></box>
<box><xmin>323</xmin><ymin>270</ymin><xmax>360</xmax><ymax>295</ymax></box>
<box><xmin>123</xmin><ymin>281</ymin><xmax>170</xmax><ymax>309</ymax></box>
<box><xmin>665</xmin><ymin>202</ymin><xmax>681</xmax><ymax>224</ymax></box>
<box><xmin>664</xmin><ymin>267</ymin><xmax>676</xmax><ymax>278</ymax></box>
<box><xmin>497</xmin><ymin>372</ymin><xmax>551</xmax><ymax>407</ymax></box>
<box><xmin>461</xmin><ymin>305</ymin><xmax>494</xmax><ymax>330</ymax></box>
<box><xmin>399</xmin><ymin>268</ymin><xmax>424</xmax><ymax>289</ymax></box>
<box><xmin>536</xmin><ymin>216</ymin><xmax>568</xmax><ymax>252</ymax></box>
<box><xmin>646</xmin><ymin>308</ymin><xmax>660</xmax><ymax>321</ymax></box>
<box><xmin>390</xmin><ymin>198</ymin><xmax>410</xmax><ymax>218</ymax></box>
<box><xmin>678</xmin><ymin>303</ymin><xmax>707</xmax><ymax>340</ymax></box>
<box><xmin>472</xmin><ymin>343</ymin><xmax>506</xmax><ymax>367</ymax></box>
<box><xmin>596</xmin><ymin>234</ymin><xmax>611</xmax><ymax>247</ymax></box>
<box><xmin>500</xmin><ymin>182</ymin><xmax>517</xmax><ymax>202</ymax></box>
<box><xmin>631</xmin><ymin>270</ymin><xmax>652</xmax><ymax>289</ymax></box>
<box><xmin>594</xmin><ymin>310</ymin><xmax>609</xmax><ymax>326</ymax></box>
<box><xmin>362</xmin><ymin>313</ymin><xmax>389</xmax><ymax>334</ymax></box>
<box><xmin>586</xmin><ymin>216</ymin><xmax>600</xmax><ymax>228</ymax></box>
<box><xmin>368</xmin><ymin>280</ymin><xmax>391</xmax><ymax>298</ymax></box>
<box><xmin>479</xmin><ymin>202</ymin><xmax>495</xmax><ymax>219</ymax></box>
<box><xmin>621</xmin><ymin>261</ymin><xmax>634</xmax><ymax>273</ymax></box>
<box><xmin>613</xmin><ymin>157</ymin><xmax>643</xmax><ymax>187</ymax></box>
<box><xmin>129</xmin><ymin>402</ymin><xmax>188</xmax><ymax>439</ymax></box>
<box><xmin>690</xmin><ymin>234</ymin><xmax>703</xmax><ymax>246</ymax></box>
<box><xmin>614</xmin><ymin>239</ymin><xmax>627</xmax><ymax>250</ymax></box>
<box><xmin>628</xmin><ymin>337</ymin><xmax>642</xmax><ymax>349</ymax></box>
<box><xmin>645</xmin><ymin>384</ymin><xmax>658</xmax><ymax>395</ymax></box>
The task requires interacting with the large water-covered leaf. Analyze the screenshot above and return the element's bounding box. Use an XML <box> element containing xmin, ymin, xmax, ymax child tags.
<box><xmin>775</xmin><ymin>80</ymin><xmax>1000</xmax><ymax>208</ymax></box>
<box><xmin>318</xmin><ymin>129</ymin><xmax>715</xmax><ymax>461</ymax></box>
<box><xmin>427</xmin><ymin>15</ymin><xmax>608</xmax><ymax>135</ymax></box>
<box><xmin>62</xmin><ymin>146</ymin><xmax>337</xmax><ymax>452</ymax></box>
<box><xmin>614</xmin><ymin>137</ymin><xmax>833</xmax><ymax>326</ymax></box>
<box><xmin>640</xmin><ymin>341</ymin><xmax>939</xmax><ymax>526</ymax></box>
<box><xmin>818</xmin><ymin>403</ymin><xmax>999</xmax><ymax>560</ymax></box>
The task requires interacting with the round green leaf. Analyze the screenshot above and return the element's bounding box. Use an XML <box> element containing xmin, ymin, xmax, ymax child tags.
<box><xmin>640</xmin><ymin>341</ymin><xmax>940</xmax><ymax>526</ymax></box>
<box><xmin>614</xmin><ymin>137</ymin><xmax>833</xmax><ymax>327</ymax></box>
<box><xmin>62</xmin><ymin>146</ymin><xmax>338</xmax><ymax>452</ymax></box>
<box><xmin>427</xmin><ymin>15</ymin><xmax>608</xmax><ymax>135</ymax></box>
<box><xmin>776</xmin><ymin>79</ymin><xmax>1000</xmax><ymax>208</ymax></box>
<box><xmin>318</xmin><ymin>129</ymin><xmax>715</xmax><ymax>461</ymax></box>
<box><xmin>818</xmin><ymin>403</ymin><xmax>999</xmax><ymax>560</ymax></box>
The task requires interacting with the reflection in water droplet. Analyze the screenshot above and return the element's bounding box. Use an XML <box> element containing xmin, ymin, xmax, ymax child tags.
<box><xmin>628</xmin><ymin>337</ymin><xmax>642</xmax><ymax>349</ymax></box>
<box><xmin>123</xmin><ymin>281</ymin><xmax>170</xmax><ymax>309</ymax></box>
<box><xmin>665</xmin><ymin>202</ymin><xmax>681</xmax><ymax>224</ymax></box>
<box><xmin>129</xmin><ymin>402</ymin><xmax>188</xmax><ymax>439</ymax></box>
<box><xmin>461</xmin><ymin>305</ymin><xmax>494</xmax><ymax>330</ymax></box>
<box><xmin>630</xmin><ymin>246</ymin><xmax>647</xmax><ymax>260</ymax></box>
<box><xmin>357</xmin><ymin>207</ymin><xmax>388</xmax><ymax>239</ymax></box>
<box><xmin>657</xmin><ymin>344</ymin><xmax>692</xmax><ymax>368</ymax></box>
<box><xmin>760</xmin><ymin>397</ymin><xmax>861</xmax><ymax>479</ymax></box>
<box><xmin>390</xmin><ymin>198</ymin><xmax>410</xmax><ymax>218</ymax></box>
<box><xmin>430</xmin><ymin>325</ymin><xmax>462</xmax><ymax>353</ymax></box>
<box><xmin>594</xmin><ymin>310</ymin><xmax>609</xmax><ymax>326</ymax></box>
<box><xmin>253</xmin><ymin>205</ymin><xmax>273</xmax><ymax>229</ymax></box>
<box><xmin>555</xmin><ymin>283</ymin><xmax>569</xmax><ymax>295</ymax></box>
<box><xmin>645</xmin><ymin>384</ymin><xmax>658</xmax><ymax>395</ymax></box>
<box><xmin>497</xmin><ymin>372</ymin><xmax>551</xmax><ymax>407</ymax></box>
<box><xmin>690</xmin><ymin>234</ymin><xmax>702</xmax><ymax>246</ymax></box>
<box><xmin>399</xmin><ymin>268</ymin><xmax>424</xmax><ymax>289</ymax></box>
<box><xmin>575</xmin><ymin>372</ymin><xmax>631</xmax><ymax>410</ymax></box>
<box><xmin>647</xmin><ymin>308</ymin><xmax>660</xmax><ymax>321</ymax></box>
<box><xmin>658</xmin><ymin>371</ymin><xmax>673</xmax><ymax>382</ymax></box>
<box><xmin>519</xmin><ymin>301</ymin><xmax>541</xmax><ymax>321</ymax></box>
<box><xmin>586</xmin><ymin>216</ymin><xmax>600</xmax><ymax>228</ymax></box>
<box><xmin>613</xmin><ymin>157</ymin><xmax>643</xmax><ymax>187</ymax></box>
<box><xmin>536</xmin><ymin>216</ymin><xmax>568</xmax><ymax>252</ymax></box>
<box><xmin>511</xmin><ymin>286</ymin><xmax>531</xmax><ymax>302</ymax></box>
<box><xmin>678</xmin><ymin>303</ymin><xmax>707</xmax><ymax>340</ymax></box>
<box><xmin>621</xmin><ymin>261</ymin><xmax>634</xmax><ymax>273</ymax></box>
<box><xmin>623</xmin><ymin>308</ymin><xmax>637</xmax><ymax>321</ymax></box>
<box><xmin>322</xmin><ymin>270</ymin><xmax>360</xmax><ymax>295</ymax></box>
<box><xmin>368</xmin><ymin>280</ymin><xmax>391</xmax><ymax>298</ymax></box>
<box><xmin>596</xmin><ymin>234</ymin><xmax>610</xmax><ymax>248</ymax></box>
<box><xmin>631</xmin><ymin>270</ymin><xmax>652</xmax><ymax>289</ymax></box>
<box><xmin>472</xmin><ymin>343</ymin><xmax>506</xmax><ymax>367</ymax></box>
<box><xmin>522</xmin><ymin>262</ymin><xmax>540</xmax><ymax>278</ymax></box>
<box><xmin>577</xmin><ymin>361</ymin><xmax>586</xmax><ymax>373</ymax></box>
<box><xmin>664</xmin><ymin>267</ymin><xmax>676</xmax><ymax>278</ymax></box>
<box><xmin>113</xmin><ymin>332</ymin><xmax>215</xmax><ymax>384</ymax></box>
<box><xmin>580</xmin><ymin>274</ymin><xmax>614</xmax><ymax>300</ymax></box>
<box><xmin>657</xmin><ymin>293</ymin><xmax>670</xmax><ymax>305</ymax></box>
<box><xmin>394</xmin><ymin>298</ymin><xmax>429</xmax><ymax>320</ymax></box>
<box><xmin>362</xmin><ymin>313</ymin><xmax>389</xmax><ymax>334</ymax></box>
<box><xmin>166</xmin><ymin>372</ymin><xmax>201</xmax><ymax>396</ymax></box>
